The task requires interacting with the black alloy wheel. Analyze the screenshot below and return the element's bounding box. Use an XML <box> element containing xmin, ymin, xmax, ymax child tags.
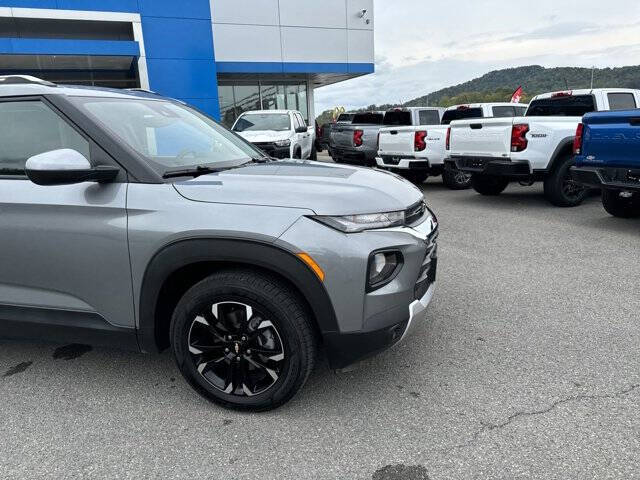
<box><xmin>187</xmin><ymin>301</ymin><xmax>285</xmax><ymax>397</ymax></box>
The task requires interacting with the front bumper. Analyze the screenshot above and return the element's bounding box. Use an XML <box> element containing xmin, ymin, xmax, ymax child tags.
<box><xmin>252</xmin><ymin>142</ymin><xmax>291</xmax><ymax>159</ymax></box>
<box><xmin>321</xmin><ymin>219</ymin><xmax>438</xmax><ymax>369</ymax></box>
<box><xmin>451</xmin><ymin>156</ymin><xmax>531</xmax><ymax>178</ymax></box>
<box><xmin>571</xmin><ymin>166</ymin><xmax>640</xmax><ymax>191</ymax></box>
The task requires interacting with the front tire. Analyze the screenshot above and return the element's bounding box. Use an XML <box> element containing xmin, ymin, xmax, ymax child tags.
<box><xmin>543</xmin><ymin>154</ymin><xmax>587</xmax><ymax>207</ymax></box>
<box><xmin>602</xmin><ymin>190</ymin><xmax>640</xmax><ymax>218</ymax></box>
<box><xmin>170</xmin><ymin>269</ymin><xmax>317</xmax><ymax>411</ymax></box>
<box><xmin>293</xmin><ymin>148</ymin><xmax>302</xmax><ymax>159</ymax></box>
<box><xmin>471</xmin><ymin>174</ymin><xmax>509</xmax><ymax>195</ymax></box>
<box><xmin>442</xmin><ymin>165</ymin><xmax>472</xmax><ymax>190</ymax></box>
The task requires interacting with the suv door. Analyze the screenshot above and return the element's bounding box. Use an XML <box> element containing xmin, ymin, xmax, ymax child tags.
<box><xmin>0</xmin><ymin>97</ymin><xmax>135</xmax><ymax>344</ymax></box>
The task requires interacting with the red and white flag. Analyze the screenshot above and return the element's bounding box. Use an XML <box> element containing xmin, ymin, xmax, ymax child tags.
<box><xmin>511</xmin><ymin>86</ymin><xmax>523</xmax><ymax>103</ymax></box>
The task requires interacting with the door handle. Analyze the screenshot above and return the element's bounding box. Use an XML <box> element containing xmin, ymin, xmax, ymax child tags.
<box><xmin>470</xmin><ymin>124</ymin><xmax>483</xmax><ymax>129</ymax></box>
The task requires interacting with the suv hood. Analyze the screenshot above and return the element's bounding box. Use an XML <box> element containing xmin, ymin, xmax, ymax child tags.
<box><xmin>173</xmin><ymin>161</ymin><xmax>423</xmax><ymax>215</ymax></box>
<box><xmin>236</xmin><ymin>130</ymin><xmax>291</xmax><ymax>143</ymax></box>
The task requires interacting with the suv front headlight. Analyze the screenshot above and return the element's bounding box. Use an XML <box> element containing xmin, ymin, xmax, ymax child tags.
<box><xmin>275</xmin><ymin>139</ymin><xmax>291</xmax><ymax>147</ymax></box>
<box><xmin>311</xmin><ymin>211</ymin><xmax>405</xmax><ymax>233</ymax></box>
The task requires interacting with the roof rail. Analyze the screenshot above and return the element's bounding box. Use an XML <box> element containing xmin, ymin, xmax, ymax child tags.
<box><xmin>127</xmin><ymin>87</ymin><xmax>159</xmax><ymax>95</ymax></box>
<box><xmin>0</xmin><ymin>75</ymin><xmax>57</xmax><ymax>87</ymax></box>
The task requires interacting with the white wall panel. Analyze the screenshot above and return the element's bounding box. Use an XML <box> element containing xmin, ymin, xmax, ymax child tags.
<box><xmin>281</xmin><ymin>27</ymin><xmax>347</xmax><ymax>64</ymax></box>
<box><xmin>346</xmin><ymin>0</ymin><xmax>374</xmax><ymax>30</ymax></box>
<box><xmin>211</xmin><ymin>0</ymin><xmax>279</xmax><ymax>25</ymax></box>
<box><xmin>348</xmin><ymin>29</ymin><xmax>374</xmax><ymax>63</ymax></box>
<box><xmin>278</xmin><ymin>0</ymin><xmax>346</xmax><ymax>28</ymax></box>
<box><xmin>214</xmin><ymin>24</ymin><xmax>282</xmax><ymax>62</ymax></box>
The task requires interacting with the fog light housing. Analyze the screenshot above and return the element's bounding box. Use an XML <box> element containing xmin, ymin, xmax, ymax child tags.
<box><xmin>367</xmin><ymin>250</ymin><xmax>403</xmax><ymax>291</ymax></box>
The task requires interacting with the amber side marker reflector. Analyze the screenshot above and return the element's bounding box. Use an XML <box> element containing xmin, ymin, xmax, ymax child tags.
<box><xmin>296</xmin><ymin>253</ymin><xmax>325</xmax><ymax>281</ymax></box>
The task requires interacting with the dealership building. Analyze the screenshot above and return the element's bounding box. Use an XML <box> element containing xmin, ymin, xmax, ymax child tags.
<box><xmin>0</xmin><ymin>0</ymin><xmax>374</xmax><ymax>125</ymax></box>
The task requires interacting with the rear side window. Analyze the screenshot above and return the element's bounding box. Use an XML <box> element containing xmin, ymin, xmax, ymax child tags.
<box><xmin>383</xmin><ymin>110</ymin><xmax>412</xmax><ymax>126</ymax></box>
<box><xmin>351</xmin><ymin>113</ymin><xmax>384</xmax><ymax>125</ymax></box>
<box><xmin>608</xmin><ymin>93</ymin><xmax>637</xmax><ymax>111</ymax></box>
<box><xmin>492</xmin><ymin>106</ymin><xmax>516</xmax><ymax>117</ymax></box>
<box><xmin>0</xmin><ymin>100</ymin><xmax>90</xmax><ymax>176</ymax></box>
<box><xmin>418</xmin><ymin>110</ymin><xmax>441</xmax><ymax>125</ymax></box>
<box><xmin>525</xmin><ymin>95</ymin><xmax>595</xmax><ymax>117</ymax></box>
<box><xmin>441</xmin><ymin>107</ymin><xmax>483</xmax><ymax>125</ymax></box>
<box><xmin>515</xmin><ymin>106</ymin><xmax>528</xmax><ymax>116</ymax></box>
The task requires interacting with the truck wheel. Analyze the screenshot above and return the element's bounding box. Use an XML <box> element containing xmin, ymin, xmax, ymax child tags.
<box><xmin>309</xmin><ymin>144</ymin><xmax>317</xmax><ymax>160</ymax></box>
<box><xmin>404</xmin><ymin>171</ymin><xmax>429</xmax><ymax>184</ymax></box>
<box><xmin>602</xmin><ymin>190</ymin><xmax>640</xmax><ymax>218</ymax></box>
<box><xmin>543</xmin><ymin>154</ymin><xmax>587</xmax><ymax>207</ymax></box>
<box><xmin>170</xmin><ymin>269</ymin><xmax>317</xmax><ymax>411</ymax></box>
<box><xmin>442</xmin><ymin>166</ymin><xmax>472</xmax><ymax>190</ymax></box>
<box><xmin>471</xmin><ymin>174</ymin><xmax>509</xmax><ymax>195</ymax></box>
<box><xmin>293</xmin><ymin>148</ymin><xmax>302</xmax><ymax>159</ymax></box>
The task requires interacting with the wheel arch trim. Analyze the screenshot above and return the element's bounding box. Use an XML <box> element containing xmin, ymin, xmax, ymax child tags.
<box><xmin>137</xmin><ymin>237</ymin><xmax>339</xmax><ymax>353</ymax></box>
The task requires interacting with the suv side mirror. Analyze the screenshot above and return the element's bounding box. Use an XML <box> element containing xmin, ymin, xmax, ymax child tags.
<box><xmin>295</xmin><ymin>126</ymin><xmax>307</xmax><ymax>133</ymax></box>
<box><xmin>25</xmin><ymin>149</ymin><xmax>119</xmax><ymax>186</ymax></box>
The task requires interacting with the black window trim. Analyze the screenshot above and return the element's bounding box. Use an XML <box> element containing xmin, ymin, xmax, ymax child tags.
<box><xmin>0</xmin><ymin>95</ymin><xmax>126</xmax><ymax>183</ymax></box>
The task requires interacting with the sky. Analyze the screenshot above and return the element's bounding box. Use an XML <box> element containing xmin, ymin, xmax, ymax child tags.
<box><xmin>314</xmin><ymin>0</ymin><xmax>640</xmax><ymax>115</ymax></box>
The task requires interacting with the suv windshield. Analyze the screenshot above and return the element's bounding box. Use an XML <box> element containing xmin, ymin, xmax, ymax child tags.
<box><xmin>233</xmin><ymin>113</ymin><xmax>291</xmax><ymax>132</ymax></box>
<box><xmin>441</xmin><ymin>108</ymin><xmax>484</xmax><ymax>125</ymax></box>
<box><xmin>525</xmin><ymin>95</ymin><xmax>596</xmax><ymax>117</ymax></box>
<box><xmin>69</xmin><ymin>96</ymin><xmax>264</xmax><ymax>174</ymax></box>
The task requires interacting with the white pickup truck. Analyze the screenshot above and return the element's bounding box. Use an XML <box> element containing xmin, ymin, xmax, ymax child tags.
<box><xmin>376</xmin><ymin>103</ymin><xmax>528</xmax><ymax>188</ymax></box>
<box><xmin>447</xmin><ymin>89</ymin><xmax>640</xmax><ymax>206</ymax></box>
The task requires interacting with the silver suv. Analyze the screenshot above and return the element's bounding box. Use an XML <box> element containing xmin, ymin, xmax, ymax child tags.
<box><xmin>0</xmin><ymin>76</ymin><xmax>438</xmax><ymax>411</ymax></box>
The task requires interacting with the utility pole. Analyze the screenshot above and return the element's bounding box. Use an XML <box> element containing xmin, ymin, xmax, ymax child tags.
<box><xmin>590</xmin><ymin>66</ymin><xmax>595</xmax><ymax>89</ymax></box>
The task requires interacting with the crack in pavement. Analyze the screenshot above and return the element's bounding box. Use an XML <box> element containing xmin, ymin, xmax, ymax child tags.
<box><xmin>447</xmin><ymin>383</ymin><xmax>640</xmax><ymax>452</ymax></box>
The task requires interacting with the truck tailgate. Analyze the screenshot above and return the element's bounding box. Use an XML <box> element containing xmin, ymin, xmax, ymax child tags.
<box><xmin>332</xmin><ymin>126</ymin><xmax>355</xmax><ymax>147</ymax></box>
<box><xmin>378</xmin><ymin>127</ymin><xmax>415</xmax><ymax>154</ymax></box>
<box><xmin>582</xmin><ymin>112</ymin><xmax>640</xmax><ymax>168</ymax></box>
<box><xmin>449</xmin><ymin>117</ymin><xmax>515</xmax><ymax>158</ymax></box>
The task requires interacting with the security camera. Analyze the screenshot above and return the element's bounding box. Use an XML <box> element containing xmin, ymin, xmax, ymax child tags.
<box><xmin>358</xmin><ymin>9</ymin><xmax>367</xmax><ymax>18</ymax></box>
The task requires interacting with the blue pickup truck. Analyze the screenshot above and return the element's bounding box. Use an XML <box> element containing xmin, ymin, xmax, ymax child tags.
<box><xmin>571</xmin><ymin>110</ymin><xmax>640</xmax><ymax>218</ymax></box>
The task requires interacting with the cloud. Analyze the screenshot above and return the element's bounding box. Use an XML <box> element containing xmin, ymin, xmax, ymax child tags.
<box><xmin>314</xmin><ymin>0</ymin><xmax>640</xmax><ymax>115</ymax></box>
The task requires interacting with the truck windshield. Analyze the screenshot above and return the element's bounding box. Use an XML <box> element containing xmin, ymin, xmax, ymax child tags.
<box><xmin>351</xmin><ymin>113</ymin><xmax>384</xmax><ymax>125</ymax></box>
<box><xmin>383</xmin><ymin>110</ymin><xmax>412</xmax><ymax>126</ymax></box>
<box><xmin>69</xmin><ymin>96</ymin><xmax>265</xmax><ymax>174</ymax></box>
<box><xmin>233</xmin><ymin>113</ymin><xmax>291</xmax><ymax>132</ymax></box>
<box><xmin>525</xmin><ymin>95</ymin><xmax>596</xmax><ymax>117</ymax></box>
<box><xmin>441</xmin><ymin>108</ymin><xmax>483</xmax><ymax>125</ymax></box>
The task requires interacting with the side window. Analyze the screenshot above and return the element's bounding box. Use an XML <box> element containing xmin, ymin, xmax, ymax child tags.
<box><xmin>296</xmin><ymin>113</ymin><xmax>306</xmax><ymax>128</ymax></box>
<box><xmin>515</xmin><ymin>106</ymin><xmax>528</xmax><ymax>116</ymax></box>
<box><xmin>492</xmin><ymin>106</ymin><xmax>516</xmax><ymax>117</ymax></box>
<box><xmin>608</xmin><ymin>93</ymin><xmax>637</xmax><ymax>111</ymax></box>
<box><xmin>0</xmin><ymin>100</ymin><xmax>90</xmax><ymax>175</ymax></box>
<box><xmin>292</xmin><ymin>114</ymin><xmax>301</xmax><ymax>131</ymax></box>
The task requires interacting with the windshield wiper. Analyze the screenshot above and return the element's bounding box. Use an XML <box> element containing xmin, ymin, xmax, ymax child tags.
<box><xmin>162</xmin><ymin>165</ymin><xmax>223</xmax><ymax>179</ymax></box>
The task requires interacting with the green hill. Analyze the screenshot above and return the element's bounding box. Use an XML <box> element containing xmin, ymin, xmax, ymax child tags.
<box><xmin>406</xmin><ymin>65</ymin><xmax>640</xmax><ymax>108</ymax></box>
<box><xmin>316</xmin><ymin>64</ymin><xmax>640</xmax><ymax>122</ymax></box>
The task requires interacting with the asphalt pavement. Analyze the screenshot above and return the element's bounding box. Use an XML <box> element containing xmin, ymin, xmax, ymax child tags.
<box><xmin>2</xmin><ymin>157</ymin><xmax>639</xmax><ymax>479</ymax></box>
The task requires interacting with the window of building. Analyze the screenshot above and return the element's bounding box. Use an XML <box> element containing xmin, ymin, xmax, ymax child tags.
<box><xmin>217</xmin><ymin>81</ymin><xmax>309</xmax><ymax>127</ymax></box>
<box><xmin>0</xmin><ymin>101</ymin><xmax>90</xmax><ymax>175</ymax></box>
